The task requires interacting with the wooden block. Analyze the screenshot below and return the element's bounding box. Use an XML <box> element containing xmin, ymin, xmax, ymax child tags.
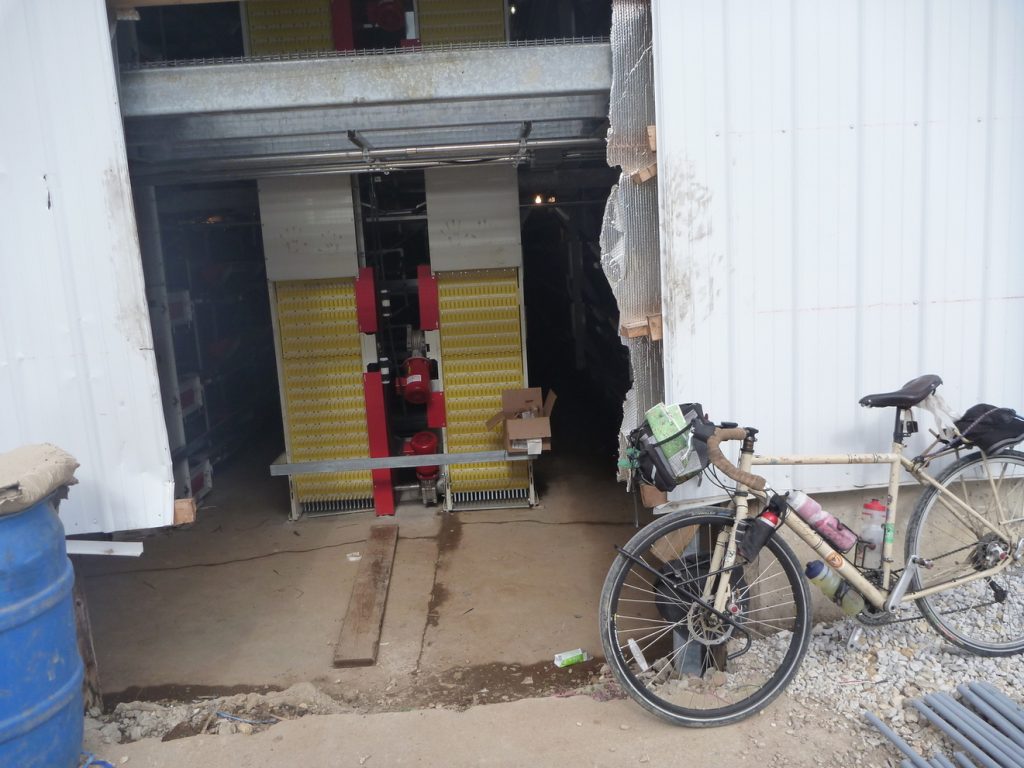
<box><xmin>620</xmin><ymin>321</ymin><xmax>650</xmax><ymax>339</ymax></box>
<box><xmin>647</xmin><ymin>313</ymin><xmax>663</xmax><ymax>341</ymax></box>
<box><xmin>647</xmin><ymin>125</ymin><xmax>657</xmax><ymax>153</ymax></box>
<box><xmin>334</xmin><ymin>524</ymin><xmax>399</xmax><ymax>667</ymax></box>
<box><xmin>639</xmin><ymin>483</ymin><xmax>667</xmax><ymax>508</ymax></box>
<box><xmin>173</xmin><ymin>498</ymin><xmax>197</xmax><ymax>526</ymax></box>
<box><xmin>630</xmin><ymin>162</ymin><xmax>657</xmax><ymax>184</ymax></box>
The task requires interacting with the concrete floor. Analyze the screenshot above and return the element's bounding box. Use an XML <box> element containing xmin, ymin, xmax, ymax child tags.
<box><xmin>76</xmin><ymin>438</ymin><xmax>641</xmax><ymax>709</ymax></box>
<box><xmin>76</xmin><ymin>439</ymin><xmax>897</xmax><ymax>767</ymax></box>
<box><xmin>90</xmin><ymin>694</ymin><xmax>880</xmax><ymax>768</ymax></box>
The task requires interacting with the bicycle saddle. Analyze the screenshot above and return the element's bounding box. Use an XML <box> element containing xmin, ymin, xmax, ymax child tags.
<box><xmin>859</xmin><ymin>374</ymin><xmax>943</xmax><ymax>408</ymax></box>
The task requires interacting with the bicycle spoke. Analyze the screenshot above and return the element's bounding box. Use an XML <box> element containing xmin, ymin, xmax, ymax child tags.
<box><xmin>601</xmin><ymin>511</ymin><xmax>810</xmax><ymax>725</ymax></box>
<box><xmin>907</xmin><ymin>452</ymin><xmax>1024</xmax><ymax>654</ymax></box>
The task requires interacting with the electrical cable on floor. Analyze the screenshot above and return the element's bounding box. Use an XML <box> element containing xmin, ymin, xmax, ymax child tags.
<box><xmin>84</xmin><ymin>519</ymin><xmax>630</xmax><ymax>581</ymax></box>
<box><xmin>83</xmin><ymin>536</ymin><xmax>370</xmax><ymax>578</ymax></box>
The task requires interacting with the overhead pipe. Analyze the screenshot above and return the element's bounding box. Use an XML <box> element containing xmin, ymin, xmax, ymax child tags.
<box><xmin>131</xmin><ymin>137</ymin><xmax>607</xmax><ymax>181</ymax></box>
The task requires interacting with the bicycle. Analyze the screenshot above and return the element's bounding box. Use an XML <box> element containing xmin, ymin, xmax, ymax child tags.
<box><xmin>600</xmin><ymin>375</ymin><xmax>1024</xmax><ymax>727</ymax></box>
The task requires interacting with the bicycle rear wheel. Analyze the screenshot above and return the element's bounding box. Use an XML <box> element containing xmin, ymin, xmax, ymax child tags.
<box><xmin>599</xmin><ymin>508</ymin><xmax>811</xmax><ymax>727</ymax></box>
<box><xmin>906</xmin><ymin>450</ymin><xmax>1024</xmax><ymax>656</ymax></box>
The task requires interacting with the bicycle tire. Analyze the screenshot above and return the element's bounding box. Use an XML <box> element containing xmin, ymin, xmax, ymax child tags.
<box><xmin>599</xmin><ymin>507</ymin><xmax>811</xmax><ymax>727</ymax></box>
<box><xmin>906</xmin><ymin>449</ymin><xmax>1024</xmax><ymax>656</ymax></box>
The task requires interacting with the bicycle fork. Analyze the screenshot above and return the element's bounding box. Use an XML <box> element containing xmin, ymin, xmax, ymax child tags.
<box><xmin>704</xmin><ymin>435</ymin><xmax>759</xmax><ymax>612</ymax></box>
<box><xmin>704</xmin><ymin>493</ymin><xmax>753</xmax><ymax>612</ymax></box>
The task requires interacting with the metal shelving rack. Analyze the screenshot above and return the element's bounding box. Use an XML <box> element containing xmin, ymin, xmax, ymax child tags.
<box><xmin>147</xmin><ymin>186</ymin><xmax>278</xmax><ymax>501</ymax></box>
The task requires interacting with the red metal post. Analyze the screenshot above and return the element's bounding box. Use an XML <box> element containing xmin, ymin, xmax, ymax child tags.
<box><xmin>427</xmin><ymin>391</ymin><xmax>447</xmax><ymax>428</ymax></box>
<box><xmin>355</xmin><ymin>267</ymin><xmax>378</xmax><ymax>333</ymax></box>
<box><xmin>417</xmin><ymin>264</ymin><xmax>439</xmax><ymax>331</ymax></box>
<box><xmin>331</xmin><ymin>0</ymin><xmax>356</xmax><ymax>51</ymax></box>
<box><xmin>363</xmin><ymin>371</ymin><xmax>394</xmax><ymax>516</ymax></box>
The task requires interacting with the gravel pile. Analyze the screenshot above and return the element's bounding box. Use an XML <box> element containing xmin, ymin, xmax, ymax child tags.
<box><xmin>84</xmin><ymin>682</ymin><xmax>346</xmax><ymax>746</ymax></box>
<box><xmin>785</xmin><ymin>617</ymin><xmax>1024</xmax><ymax>763</ymax></box>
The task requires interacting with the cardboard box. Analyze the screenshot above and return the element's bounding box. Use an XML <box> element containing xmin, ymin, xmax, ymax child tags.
<box><xmin>486</xmin><ymin>388</ymin><xmax>557</xmax><ymax>455</ymax></box>
<box><xmin>639</xmin><ymin>483</ymin><xmax>668</xmax><ymax>508</ymax></box>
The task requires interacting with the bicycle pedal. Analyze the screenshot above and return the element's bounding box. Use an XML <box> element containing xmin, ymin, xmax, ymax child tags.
<box><xmin>846</xmin><ymin>626</ymin><xmax>866</xmax><ymax>650</ymax></box>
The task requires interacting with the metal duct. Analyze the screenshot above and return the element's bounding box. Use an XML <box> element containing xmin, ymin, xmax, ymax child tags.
<box><xmin>601</xmin><ymin>0</ymin><xmax>663</xmax><ymax>441</ymax></box>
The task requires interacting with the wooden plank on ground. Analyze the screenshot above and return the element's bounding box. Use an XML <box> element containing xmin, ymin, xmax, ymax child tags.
<box><xmin>334</xmin><ymin>524</ymin><xmax>399</xmax><ymax>667</ymax></box>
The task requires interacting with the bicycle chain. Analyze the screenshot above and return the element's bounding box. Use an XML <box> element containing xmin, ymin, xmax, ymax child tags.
<box><xmin>861</xmin><ymin>597</ymin><xmax>1004</xmax><ymax>626</ymax></box>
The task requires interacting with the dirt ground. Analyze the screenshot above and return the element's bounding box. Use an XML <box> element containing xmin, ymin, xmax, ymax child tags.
<box><xmin>75</xmin><ymin>440</ymin><xmax>892</xmax><ymax>766</ymax></box>
<box><xmin>87</xmin><ymin>695</ymin><xmax>893</xmax><ymax>768</ymax></box>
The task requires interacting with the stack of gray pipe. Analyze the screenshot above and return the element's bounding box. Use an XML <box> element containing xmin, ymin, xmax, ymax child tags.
<box><xmin>864</xmin><ymin>682</ymin><xmax>1024</xmax><ymax>768</ymax></box>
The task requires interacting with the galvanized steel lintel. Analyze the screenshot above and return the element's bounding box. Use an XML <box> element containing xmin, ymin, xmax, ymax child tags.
<box><xmin>270</xmin><ymin>451</ymin><xmax>533</xmax><ymax>477</ymax></box>
<box><xmin>120</xmin><ymin>43</ymin><xmax>611</xmax><ymax>118</ymax></box>
<box><xmin>120</xmin><ymin>41</ymin><xmax>612</xmax><ymax>172</ymax></box>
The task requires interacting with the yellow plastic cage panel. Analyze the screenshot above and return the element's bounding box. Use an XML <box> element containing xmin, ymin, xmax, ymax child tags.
<box><xmin>276</xmin><ymin>278</ymin><xmax>371</xmax><ymax>502</ymax></box>
<box><xmin>417</xmin><ymin>0</ymin><xmax>506</xmax><ymax>43</ymax></box>
<box><xmin>275</xmin><ymin>279</ymin><xmax>362</xmax><ymax>358</ymax></box>
<box><xmin>437</xmin><ymin>269</ymin><xmax>528</xmax><ymax>492</ymax></box>
<box><xmin>245</xmin><ymin>0</ymin><xmax>333</xmax><ymax>55</ymax></box>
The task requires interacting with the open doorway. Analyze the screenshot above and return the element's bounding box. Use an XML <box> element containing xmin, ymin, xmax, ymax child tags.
<box><xmin>518</xmin><ymin>163</ymin><xmax>629</xmax><ymax>469</ymax></box>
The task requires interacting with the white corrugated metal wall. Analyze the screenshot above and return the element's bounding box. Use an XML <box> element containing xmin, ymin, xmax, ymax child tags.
<box><xmin>652</xmin><ymin>0</ymin><xmax>1024</xmax><ymax>496</ymax></box>
<box><xmin>0</xmin><ymin>0</ymin><xmax>174</xmax><ymax>533</ymax></box>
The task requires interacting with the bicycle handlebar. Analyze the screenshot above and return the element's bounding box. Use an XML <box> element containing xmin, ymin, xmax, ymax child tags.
<box><xmin>704</xmin><ymin>427</ymin><xmax>767</xmax><ymax>491</ymax></box>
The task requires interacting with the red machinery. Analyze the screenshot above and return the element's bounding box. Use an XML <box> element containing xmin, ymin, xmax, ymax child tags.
<box><xmin>396</xmin><ymin>356</ymin><xmax>432</xmax><ymax>405</ymax></box>
<box><xmin>403</xmin><ymin>430</ymin><xmax>439</xmax><ymax>481</ymax></box>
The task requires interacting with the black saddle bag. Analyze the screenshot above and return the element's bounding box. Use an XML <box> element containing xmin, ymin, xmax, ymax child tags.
<box><xmin>955</xmin><ymin>404</ymin><xmax>1024</xmax><ymax>454</ymax></box>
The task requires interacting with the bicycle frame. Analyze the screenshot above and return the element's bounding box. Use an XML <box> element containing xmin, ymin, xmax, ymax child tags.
<box><xmin>709</xmin><ymin>410</ymin><xmax>1016</xmax><ymax>614</ymax></box>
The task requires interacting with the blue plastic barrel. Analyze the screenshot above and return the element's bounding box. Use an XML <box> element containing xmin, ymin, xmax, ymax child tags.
<box><xmin>0</xmin><ymin>499</ymin><xmax>84</xmax><ymax>767</ymax></box>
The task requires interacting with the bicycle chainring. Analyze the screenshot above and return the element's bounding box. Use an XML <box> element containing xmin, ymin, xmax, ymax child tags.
<box><xmin>856</xmin><ymin>606</ymin><xmax>896</xmax><ymax>626</ymax></box>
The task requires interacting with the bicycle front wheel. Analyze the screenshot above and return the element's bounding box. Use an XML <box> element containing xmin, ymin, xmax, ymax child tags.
<box><xmin>906</xmin><ymin>450</ymin><xmax>1024</xmax><ymax>656</ymax></box>
<box><xmin>599</xmin><ymin>508</ymin><xmax>811</xmax><ymax>727</ymax></box>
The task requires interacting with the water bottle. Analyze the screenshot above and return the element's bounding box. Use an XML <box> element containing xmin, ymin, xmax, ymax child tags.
<box><xmin>805</xmin><ymin>560</ymin><xmax>865</xmax><ymax>616</ymax></box>
<box><xmin>857</xmin><ymin>499</ymin><xmax>886</xmax><ymax>570</ymax></box>
<box><xmin>788</xmin><ymin>490</ymin><xmax>858</xmax><ymax>552</ymax></box>
<box><xmin>738</xmin><ymin>509</ymin><xmax>781</xmax><ymax>561</ymax></box>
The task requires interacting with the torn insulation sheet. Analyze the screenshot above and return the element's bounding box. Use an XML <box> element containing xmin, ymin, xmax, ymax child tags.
<box><xmin>601</xmin><ymin>0</ymin><xmax>665</xmax><ymax>459</ymax></box>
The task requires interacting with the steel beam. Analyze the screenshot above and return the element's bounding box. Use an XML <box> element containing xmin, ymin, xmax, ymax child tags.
<box><xmin>120</xmin><ymin>43</ymin><xmax>611</xmax><ymax>118</ymax></box>
<box><xmin>126</xmin><ymin>95</ymin><xmax>607</xmax><ymax>149</ymax></box>
<box><xmin>271</xmin><ymin>450</ymin><xmax>532</xmax><ymax>477</ymax></box>
<box><xmin>119</xmin><ymin>41</ymin><xmax>610</xmax><ymax>174</ymax></box>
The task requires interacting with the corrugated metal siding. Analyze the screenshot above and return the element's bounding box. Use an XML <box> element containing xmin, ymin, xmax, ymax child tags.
<box><xmin>653</xmin><ymin>0</ymin><xmax>1024</xmax><ymax>495</ymax></box>
<box><xmin>0</xmin><ymin>0</ymin><xmax>174</xmax><ymax>533</ymax></box>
